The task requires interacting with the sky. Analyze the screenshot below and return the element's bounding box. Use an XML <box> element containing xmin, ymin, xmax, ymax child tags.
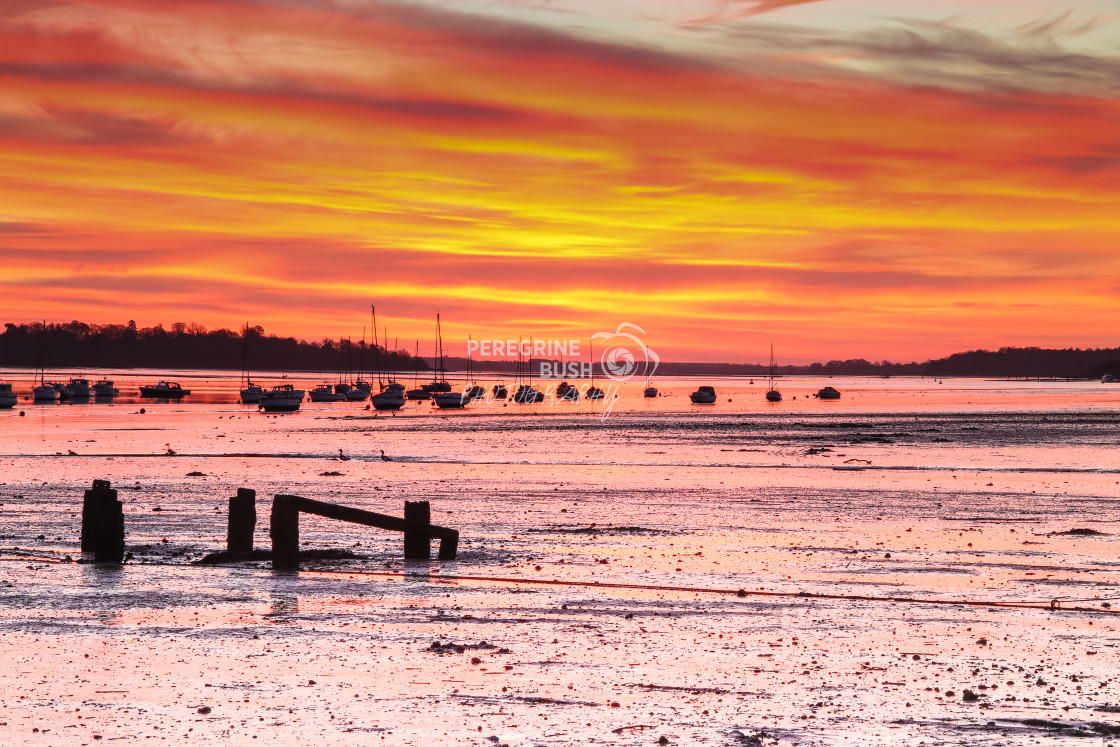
<box><xmin>2</xmin><ymin>0</ymin><xmax>1119</xmax><ymax>363</ymax></box>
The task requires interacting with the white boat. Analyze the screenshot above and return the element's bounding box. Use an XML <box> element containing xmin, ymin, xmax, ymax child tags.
<box><xmin>308</xmin><ymin>383</ymin><xmax>345</xmax><ymax>402</ymax></box>
<box><xmin>0</xmin><ymin>382</ymin><xmax>17</xmax><ymax>408</ymax></box>
<box><xmin>240</xmin><ymin>383</ymin><xmax>264</xmax><ymax>404</ymax></box>
<box><xmin>239</xmin><ymin>323</ymin><xmax>263</xmax><ymax>403</ymax></box>
<box><xmin>64</xmin><ymin>378</ymin><xmax>92</xmax><ymax>398</ymax></box>
<box><xmin>368</xmin><ymin>305</ymin><xmax>407</xmax><ymax>411</ymax></box>
<box><xmin>690</xmin><ymin>385</ymin><xmax>717</xmax><ymax>404</ymax></box>
<box><xmin>32</xmin><ymin>325</ymin><xmax>59</xmax><ymax>402</ymax></box>
<box><xmin>344</xmin><ymin>381</ymin><xmax>371</xmax><ymax>401</ymax></box>
<box><xmin>765</xmin><ymin>344</ymin><xmax>782</xmax><ymax>402</ymax></box>
<box><xmin>259</xmin><ymin>384</ymin><xmax>304</xmax><ymax>412</ymax></box>
<box><xmin>92</xmin><ymin>379</ymin><xmax>120</xmax><ymax>397</ymax></box>
<box><xmin>33</xmin><ymin>383</ymin><xmax>59</xmax><ymax>401</ymax></box>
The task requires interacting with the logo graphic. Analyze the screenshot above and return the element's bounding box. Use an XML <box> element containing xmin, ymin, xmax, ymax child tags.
<box><xmin>592</xmin><ymin>323</ymin><xmax>659</xmax><ymax>383</ymax></box>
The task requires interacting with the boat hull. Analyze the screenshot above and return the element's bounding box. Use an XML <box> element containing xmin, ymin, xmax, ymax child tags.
<box><xmin>139</xmin><ymin>382</ymin><xmax>190</xmax><ymax>398</ymax></box>
<box><xmin>433</xmin><ymin>392</ymin><xmax>468</xmax><ymax>409</ymax></box>
<box><xmin>259</xmin><ymin>386</ymin><xmax>304</xmax><ymax>412</ymax></box>
<box><xmin>33</xmin><ymin>385</ymin><xmax>60</xmax><ymax>401</ymax></box>
<box><xmin>371</xmin><ymin>393</ymin><xmax>406</xmax><ymax>411</ymax></box>
<box><xmin>259</xmin><ymin>400</ymin><xmax>302</xmax><ymax>412</ymax></box>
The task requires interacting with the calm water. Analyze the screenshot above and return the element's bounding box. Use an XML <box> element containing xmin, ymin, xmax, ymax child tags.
<box><xmin>2</xmin><ymin>371</ymin><xmax>1119</xmax><ymax>745</ymax></box>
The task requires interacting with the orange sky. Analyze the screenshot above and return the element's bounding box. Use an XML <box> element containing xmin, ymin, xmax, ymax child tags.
<box><xmin>2</xmin><ymin>0</ymin><xmax>1118</xmax><ymax>362</ymax></box>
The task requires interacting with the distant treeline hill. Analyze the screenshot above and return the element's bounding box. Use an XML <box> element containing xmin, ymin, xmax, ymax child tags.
<box><xmin>1</xmin><ymin>321</ymin><xmax>426</xmax><ymax>373</ymax></box>
<box><xmin>1</xmin><ymin>321</ymin><xmax>1116</xmax><ymax>378</ymax></box>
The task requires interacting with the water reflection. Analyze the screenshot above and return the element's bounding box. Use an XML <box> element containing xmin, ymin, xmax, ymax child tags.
<box><xmin>80</xmin><ymin>563</ymin><xmax>123</xmax><ymax>625</ymax></box>
<box><xmin>267</xmin><ymin>592</ymin><xmax>299</xmax><ymax>622</ymax></box>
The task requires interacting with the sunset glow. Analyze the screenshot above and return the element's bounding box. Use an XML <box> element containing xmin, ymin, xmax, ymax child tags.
<box><xmin>2</xmin><ymin>0</ymin><xmax>1118</xmax><ymax>362</ymax></box>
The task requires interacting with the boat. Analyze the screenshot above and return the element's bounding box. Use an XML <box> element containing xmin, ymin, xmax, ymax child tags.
<box><xmin>1104</xmin><ymin>373</ymin><xmax>1117</xmax><ymax>383</ymax></box>
<box><xmin>239</xmin><ymin>323</ymin><xmax>264</xmax><ymax>404</ymax></box>
<box><xmin>421</xmin><ymin>314</ymin><xmax>452</xmax><ymax>393</ymax></box>
<box><xmin>492</xmin><ymin>383</ymin><xmax>508</xmax><ymax>399</ymax></box>
<box><xmin>240</xmin><ymin>383</ymin><xmax>264</xmax><ymax>404</ymax></box>
<box><xmin>138</xmin><ymin>381</ymin><xmax>190</xmax><ymax>398</ymax></box>
<box><xmin>463</xmin><ymin>335</ymin><xmax>486</xmax><ymax>400</ymax></box>
<box><xmin>557</xmin><ymin>381</ymin><xmax>579</xmax><ymax>401</ymax></box>
<box><xmin>584</xmin><ymin>340</ymin><xmax>604</xmax><ymax>400</ymax></box>
<box><xmin>92</xmin><ymin>379</ymin><xmax>120</xmax><ymax>397</ymax></box>
<box><xmin>259</xmin><ymin>384</ymin><xmax>304</xmax><ymax>412</ymax></box>
<box><xmin>765</xmin><ymin>344</ymin><xmax>782</xmax><ymax>402</ymax></box>
<box><xmin>32</xmin><ymin>325</ymin><xmax>59</xmax><ymax>401</ymax></box>
<box><xmin>64</xmin><ymin>378</ymin><xmax>92</xmax><ymax>398</ymax></box>
<box><xmin>643</xmin><ymin>386</ymin><xmax>658</xmax><ymax>398</ymax></box>
<box><xmin>690</xmin><ymin>385</ymin><xmax>717</xmax><ymax>404</ymax></box>
<box><xmin>433</xmin><ymin>391</ymin><xmax>468</xmax><ymax>409</ymax></box>
<box><xmin>33</xmin><ymin>383</ymin><xmax>59</xmax><ymax>401</ymax></box>
<box><xmin>511</xmin><ymin>337</ymin><xmax>544</xmax><ymax>403</ymax></box>
<box><xmin>511</xmin><ymin>383</ymin><xmax>545</xmax><ymax>403</ymax></box>
<box><xmin>371</xmin><ymin>387</ymin><xmax>406</xmax><ymax>410</ymax></box>
<box><xmin>308</xmin><ymin>383</ymin><xmax>345</xmax><ymax>402</ymax></box>
<box><xmin>0</xmin><ymin>382</ymin><xmax>17</xmax><ymax>408</ymax></box>
<box><xmin>369</xmin><ymin>305</ymin><xmax>406</xmax><ymax>411</ymax></box>
<box><xmin>345</xmin><ymin>380</ymin><xmax>371</xmax><ymax>401</ymax></box>
<box><xmin>816</xmin><ymin>386</ymin><xmax>841</xmax><ymax>400</ymax></box>
<box><xmin>405</xmin><ymin>340</ymin><xmax>431</xmax><ymax>399</ymax></box>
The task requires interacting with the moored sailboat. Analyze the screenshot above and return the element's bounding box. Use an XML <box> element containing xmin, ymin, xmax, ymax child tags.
<box><xmin>765</xmin><ymin>344</ymin><xmax>782</xmax><ymax>402</ymax></box>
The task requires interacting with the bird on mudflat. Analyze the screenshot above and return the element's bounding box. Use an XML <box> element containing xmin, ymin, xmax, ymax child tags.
<box><xmin>380</xmin><ymin>449</ymin><xmax>392</xmax><ymax>462</ymax></box>
<box><xmin>338</xmin><ymin>448</ymin><xmax>350</xmax><ymax>461</ymax></box>
<box><xmin>165</xmin><ymin>444</ymin><xmax>176</xmax><ymax>455</ymax></box>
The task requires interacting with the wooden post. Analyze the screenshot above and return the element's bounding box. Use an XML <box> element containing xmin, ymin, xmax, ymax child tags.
<box><xmin>227</xmin><ymin>488</ymin><xmax>256</xmax><ymax>553</ymax></box>
<box><xmin>437</xmin><ymin>529</ymin><xmax>459</xmax><ymax>561</ymax></box>
<box><xmin>270</xmin><ymin>494</ymin><xmax>300</xmax><ymax>569</ymax></box>
<box><xmin>81</xmin><ymin>479</ymin><xmax>124</xmax><ymax>563</ymax></box>
<box><xmin>81</xmin><ymin>479</ymin><xmax>114</xmax><ymax>552</ymax></box>
<box><xmin>94</xmin><ymin>496</ymin><xmax>125</xmax><ymax>564</ymax></box>
<box><xmin>403</xmin><ymin>500</ymin><xmax>431</xmax><ymax>560</ymax></box>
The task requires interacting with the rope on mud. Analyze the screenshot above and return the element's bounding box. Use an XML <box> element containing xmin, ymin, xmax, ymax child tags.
<box><xmin>5</xmin><ymin>550</ymin><xmax>1119</xmax><ymax>615</ymax></box>
<box><xmin>309</xmin><ymin>568</ymin><xmax>1120</xmax><ymax>615</ymax></box>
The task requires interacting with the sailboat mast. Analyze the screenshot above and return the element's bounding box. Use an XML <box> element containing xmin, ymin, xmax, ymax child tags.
<box><xmin>436</xmin><ymin>313</ymin><xmax>445</xmax><ymax>382</ymax></box>
<box><xmin>384</xmin><ymin>326</ymin><xmax>391</xmax><ymax>382</ymax></box>
<box><xmin>372</xmin><ymin>305</ymin><xmax>383</xmax><ymax>390</ymax></box>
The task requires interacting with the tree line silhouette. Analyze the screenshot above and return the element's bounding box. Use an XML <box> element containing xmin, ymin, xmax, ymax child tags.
<box><xmin>1</xmin><ymin>320</ymin><xmax>1115</xmax><ymax>378</ymax></box>
<box><xmin>1</xmin><ymin>320</ymin><xmax>425</xmax><ymax>374</ymax></box>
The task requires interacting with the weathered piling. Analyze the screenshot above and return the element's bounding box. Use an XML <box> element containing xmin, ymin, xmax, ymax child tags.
<box><xmin>81</xmin><ymin>479</ymin><xmax>124</xmax><ymax>563</ymax></box>
<box><xmin>268</xmin><ymin>495</ymin><xmax>458</xmax><ymax>569</ymax></box>
<box><xmin>270</xmin><ymin>494</ymin><xmax>300</xmax><ymax>569</ymax></box>
<box><xmin>403</xmin><ymin>500</ymin><xmax>431</xmax><ymax>560</ymax></box>
<box><xmin>227</xmin><ymin>488</ymin><xmax>256</xmax><ymax>553</ymax></box>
